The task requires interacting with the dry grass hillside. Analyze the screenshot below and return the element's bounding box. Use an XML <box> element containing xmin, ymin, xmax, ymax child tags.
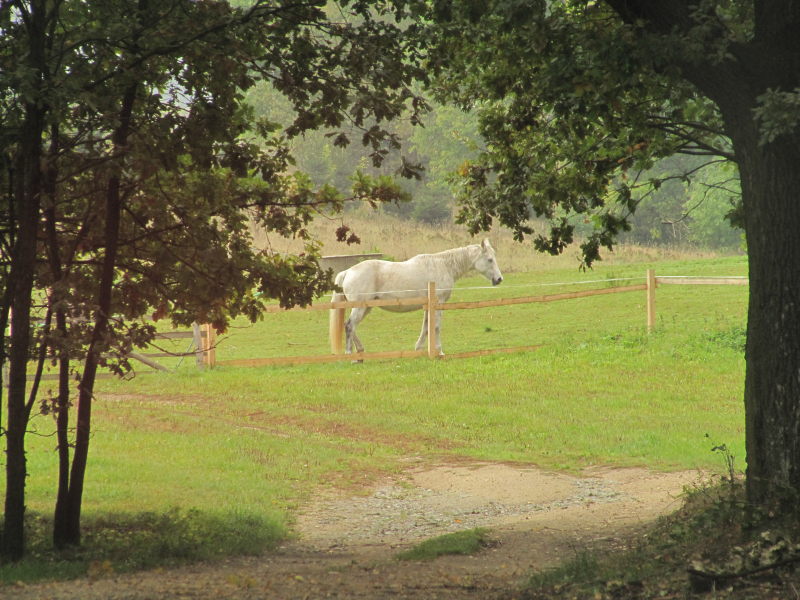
<box><xmin>253</xmin><ymin>210</ymin><xmax>724</xmax><ymax>273</ymax></box>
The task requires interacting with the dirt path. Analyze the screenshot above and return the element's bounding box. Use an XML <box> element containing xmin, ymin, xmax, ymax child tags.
<box><xmin>7</xmin><ymin>461</ymin><xmax>700</xmax><ymax>599</ymax></box>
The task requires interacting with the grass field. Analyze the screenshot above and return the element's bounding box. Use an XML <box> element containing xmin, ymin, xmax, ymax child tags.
<box><xmin>4</xmin><ymin>243</ymin><xmax>749</xmax><ymax>580</ymax></box>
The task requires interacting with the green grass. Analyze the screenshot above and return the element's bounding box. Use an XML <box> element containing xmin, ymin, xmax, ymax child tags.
<box><xmin>396</xmin><ymin>528</ymin><xmax>491</xmax><ymax>561</ymax></box>
<box><xmin>2</xmin><ymin>254</ymin><xmax>749</xmax><ymax>582</ymax></box>
<box><xmin>132</xmin><ymin>255</ymin><xmax>746</xmax><ymax>364</ymax></box>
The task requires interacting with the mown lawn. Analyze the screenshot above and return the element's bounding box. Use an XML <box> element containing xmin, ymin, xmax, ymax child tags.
<box><xmin>6</xmin><ymin>254</ymin><xmax>748</xmax><ymax>581</ymax></box>
<box><xmin>21</xmin><ymin>256</ymin><xmax>747</xmax><ymax>507</ymax></box>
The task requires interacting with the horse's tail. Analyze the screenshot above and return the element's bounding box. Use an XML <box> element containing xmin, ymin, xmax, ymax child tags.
<box><xmin>329</xmin><ymin>270</ymin><xmax>347</xmax><ymax>353</ymax></box>
<box><xmin>332</xmin><ymin>269</ymin><xmax>346</xmax><ymax>299</ymax></box>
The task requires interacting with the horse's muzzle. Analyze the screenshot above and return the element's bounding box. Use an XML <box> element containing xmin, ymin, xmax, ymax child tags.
<box><xmin>492</xmin><ymin>276</ymin><xmax>503</xmax><ymax>286</ymax></box>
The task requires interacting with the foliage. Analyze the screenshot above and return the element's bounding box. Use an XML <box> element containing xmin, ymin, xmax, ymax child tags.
<box><xmin>246</xmin><ymin>81</ymin><xmax>471</xmax><ymax>226</ymax></box>
<box><xmin>619</xmin><ymin>155</ymin><xmax>742</xmax><ymax>249</ymax></box>
<box><xmin>425</xmin><ymin>1</ymin><xmax>735</xmax><ymax>266</ymax></box>
<box><xmin>396</xmin><ymin>528</ymin><xmax>491</xmax><ymax>561</ymax></box>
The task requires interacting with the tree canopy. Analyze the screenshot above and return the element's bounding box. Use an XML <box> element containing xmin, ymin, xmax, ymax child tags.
<box><xmin>427</xmin><ymin>0</ymin><xmax>738</xmax><ymax>265</ymax></box>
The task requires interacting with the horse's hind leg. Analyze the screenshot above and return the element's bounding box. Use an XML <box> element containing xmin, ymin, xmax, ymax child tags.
<box><xmin>345</xmin><ymin>307</ymin><xmax>371</xmax><ymax>355</ymax></box>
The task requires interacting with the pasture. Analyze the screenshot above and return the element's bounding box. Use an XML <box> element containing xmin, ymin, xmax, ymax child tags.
<box><xmin>15</xmin><ymin>253</ymin><xmax>748</xmax><ymax>545</ymax></box>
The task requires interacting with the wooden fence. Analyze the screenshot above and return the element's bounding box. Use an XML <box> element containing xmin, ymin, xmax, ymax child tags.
<box><xmin>210</xmin><ymin>269</ymin><xmax>749</xmax><ymax>369</ymax></box>
<box><xmin>13</xmin><ymin>322</ymin><xmax>217</xmax><ymax>385</ymax></box>
<box><xmin>8</xmin><ymin>269</ymin><xmax>749</xmax><ymax>383</ymax></box>
<box><xmin>135</xmin><ymin>322</ymin><xmax>217</xmax><ymax>371</ymax></box>
<box><xmin>93</xmin><ymin>322</ymin><xmax>217</xmax><ymax>375</ymax></box>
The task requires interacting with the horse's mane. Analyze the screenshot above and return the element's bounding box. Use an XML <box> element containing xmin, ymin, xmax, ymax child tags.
<box><xmin>426</xmin><ymin>245</ymin><xmax>480</xmax><ymax>277</ymax></box>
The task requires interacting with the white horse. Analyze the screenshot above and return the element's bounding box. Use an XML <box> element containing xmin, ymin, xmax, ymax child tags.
<box><xmin>331</xmin><ymin>239</ymin><xmax>503</xmax><ymax>356</ymax></box>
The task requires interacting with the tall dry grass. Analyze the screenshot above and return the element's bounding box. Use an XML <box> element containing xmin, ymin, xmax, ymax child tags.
<box><xmin>252</xmin><ymin>210</ymin><xmax>728</xmax><ymax>273</ymax></box>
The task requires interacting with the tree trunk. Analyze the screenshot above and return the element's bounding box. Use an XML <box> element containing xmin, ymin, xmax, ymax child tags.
<box><xmin>1</xmin><ymin>2</ymin><xmax>51</xmax><ymax>557</ymax></box>
<box><xmin>735</xmin><ymin>127</ymin><xmax>800</xmax><ymax>507</ymax></box>
<box><xmin>1</xmin><ymin>102</ymin><xmax>44</xmax><ymax>564</ymax></box>
<box><xmin>54</xmin><ymin>80</ymin><xmax>139</xmax><ymax>546</ymax></box>
<box><xmin>603</xmin><ymin>0</ymin><xmax>800</xmax><ymax>511</ymax></box>
<box><xmin>52</xmin><ymin>324</ymin><xmax>72</xmax><ymax>549</ymax></box>
<box><xmin>42</xmin><ymin>142</ymin><xmax>74</xmax><ymax>548</ymax></box>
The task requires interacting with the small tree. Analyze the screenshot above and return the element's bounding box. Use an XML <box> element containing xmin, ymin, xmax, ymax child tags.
<box><xmin>1</xmin><ymin>0</ymin><xmax>425</xmax><ymax>560</ymax></box>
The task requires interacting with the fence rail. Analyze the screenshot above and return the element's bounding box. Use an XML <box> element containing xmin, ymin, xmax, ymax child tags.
<box><xmin>439</xmin><ymin>284</ymin><xmax>649</xmax><ymax>311</ymax></box>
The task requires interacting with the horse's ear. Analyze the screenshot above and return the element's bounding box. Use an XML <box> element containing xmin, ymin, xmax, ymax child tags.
<box><xmin>481</xmin><ymin>239</ymin><xmax>492</xmax><ymax>250</ymax></box>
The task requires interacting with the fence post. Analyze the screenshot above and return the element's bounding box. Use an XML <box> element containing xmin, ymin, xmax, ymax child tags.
<box><xmin>427</xmin><ymin>281</ymin><xmax>437</xmax><ymax>358</ymax></box>
<box><xmin>646</xmin><ymin>269</ymin><xmax>656</xmax><ymax>333</ymax></box>
<box><xmin>202</xmin><ymin>323</ymin><xmax>217</xmax><ymax>368</ymax></box>
<box><xmin>192</xmin><ymin>322</ymin><xmax>205</xmax><ymax>368</ymax></box>
<box><xmin>329</xmin><ymin>307</ymin><xmax>345</xmax><ymax>354</ymax></box>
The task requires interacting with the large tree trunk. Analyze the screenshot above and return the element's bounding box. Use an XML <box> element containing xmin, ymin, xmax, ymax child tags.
<box><xmin>702</xmin><ymin>34</ymin><xmax>800</xmax><ymax>507</ymax></box>
<box><xmin>735</xmin><ymin>127</ymin><xmax>800</xmax><ymax>506</ymax></box>
<box><xmin>604</xmin><ymin>0</ymin><xmax>800</xmax><ymax>510</ymax></box>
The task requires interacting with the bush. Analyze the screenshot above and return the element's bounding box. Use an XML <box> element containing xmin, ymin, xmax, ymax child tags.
<box><xmin>396</xmin><ymin>528</ymin><xmax>491</xmax><ymax>561</ymax></box>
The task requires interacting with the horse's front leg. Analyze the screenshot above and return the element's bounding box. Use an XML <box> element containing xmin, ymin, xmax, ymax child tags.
<box><xmin>434</xmin><ymin>309</ymin><xmax>444</xmax><ymax>356</ymax></box>
<box><xmin>415</xmin><ymin>310</ymin><xmax>444</xmax><ymax>356</ymax></box>
<box><xmin>415</xmin><ymin>310</ymin><xmax>429</xmax><ymax>351</ymax></box>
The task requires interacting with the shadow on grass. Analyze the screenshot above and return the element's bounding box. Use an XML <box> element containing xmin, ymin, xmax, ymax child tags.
<box><xmin>0</xmin><ymin>508</ymin><xmax>286</xmax><ymax>584</ymax></box>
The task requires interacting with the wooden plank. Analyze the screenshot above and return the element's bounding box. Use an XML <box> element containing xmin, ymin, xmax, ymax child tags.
<box><xmin>655</xmin><ymin>277</ymin><xmax>748</xmax><ymax>286</ymax></box>
<box><xmin>439</xmin><ymin>284</ymin><xmax>648</xmax><ymax>310</ymax></box>
<box><xmin>26</xmin><ymin>372</ymin><xmax>119</xmax><ymax>382</ymax></box>
<box><xmin>192</xmin><ymin>322</ymin><xmax>204</xmax><ymax>368</ymax></box>
<box><xmin>216</xmin><ymin>345</ymin><xmax>544</xmax><ymax>368</ymax></box>
<box><xmin>262</xmin><ymin>296</ymin><xmax>428</xmax><ymax>313</ymax></box>
<box><xmin>217</xmin><ymin>349</ymin><xmax>427</xmax><ymax>367</ymax></box>
<box><xmin>137</xmin><ymin>351</ymin><xmax>197</xmax><ymax>358</ymax></box>
<box><xmin>154</xmin><ymin>331</ymin><xmax>195</xmax><ymax>340</ymax></box>
<box><xmin>203</xmin><ymin>323</ymin><xmax>217</xmax><ymax>368</ymax></box>
<box><xmin>127</xmin><ymin>352</ymin><xmax>169</xmax><ymax>371</ymax></box>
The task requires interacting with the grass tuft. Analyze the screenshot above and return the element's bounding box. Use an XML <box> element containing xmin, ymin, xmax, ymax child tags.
<box><xmin>396</xmin><ymin>528</ymin><xmax>491</xmax><ymax>561</ymax></box>
<box><xmin>704</xmin><ymin>324</ymin><xmax>747</xmax><ymax>352</ymax></box>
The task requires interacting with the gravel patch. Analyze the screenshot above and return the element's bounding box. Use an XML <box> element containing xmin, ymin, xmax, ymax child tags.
<box><xmin>298</xmin><ymin>470</ymin><xmax>626</xmax><ymax>549</ymax></box>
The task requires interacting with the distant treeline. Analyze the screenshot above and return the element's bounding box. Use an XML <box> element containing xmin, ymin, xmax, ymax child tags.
<box><xmin>247</xmin><ymin>84</ymin><xmax>743</xmax><ymax>250</ymax></box>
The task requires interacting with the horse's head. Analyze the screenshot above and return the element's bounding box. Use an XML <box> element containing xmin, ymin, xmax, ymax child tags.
<box><xmin>474</xmin><ymin>239</ymin><xmax>503</xmax><ymax>286</ymax></box>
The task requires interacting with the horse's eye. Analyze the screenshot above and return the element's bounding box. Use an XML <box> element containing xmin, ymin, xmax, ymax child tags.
<box><xmin>488</xmin><ymin>258</ymin><xmax>494</xmax><ymax>263</ymax></box>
